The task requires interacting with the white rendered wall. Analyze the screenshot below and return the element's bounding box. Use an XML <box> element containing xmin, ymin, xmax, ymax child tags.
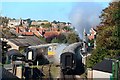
<box><xmin>93</xmin><ymin>70</ymin><xmax>112</xmax><ymax>79</ymax></box>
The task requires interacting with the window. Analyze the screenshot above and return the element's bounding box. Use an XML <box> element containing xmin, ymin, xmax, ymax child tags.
<box><xmin>28</xmin><ymin>51</ymin><xmax>33</xmax><ymax>60</ymax></box>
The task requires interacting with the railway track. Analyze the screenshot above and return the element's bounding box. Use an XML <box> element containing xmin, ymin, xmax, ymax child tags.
<box><xmin>29</xmin><ymin>64</ymin><xmax>60</xmax><ymax>79</ymax></box>
<box><xmin>29</xmin><ymin>64</ymin><xmax>80</xmax><ymax>80</ymax></box>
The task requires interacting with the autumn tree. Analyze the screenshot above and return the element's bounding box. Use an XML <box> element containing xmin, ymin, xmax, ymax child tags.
<box><xmin>87</xmin><ymin>1</ymin><xmax>120</xmax><ymax>68</ymax></box>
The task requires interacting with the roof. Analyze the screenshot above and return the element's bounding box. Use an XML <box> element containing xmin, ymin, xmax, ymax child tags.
<box><xmin>21</xmin><ymin>32</ymin><xmax>33</xmax><ymax>36</ymax></box>
<box><xmin>92</xmin><ymin>59</ymin><xmax>112</xmax><ymax>73</ymax></box>
<box><xmin>6</xmin><ymin>49</ymin><xmax>21</xmax><ymax>57</ymax></box>
<box><xmin>8</xmin><ymin>36</ymin><xmax>45</xmax><ymax>47</ymax></box>
<box><xmin>52</xmin><ymin>28</ymin><xmax>58</xmax><ymax>31</ymax></box>
<box><xmin>33</xmin><ymin>31</ymin><xmax>41</xmax><ymax>37</ymax></box>
<box><xmin>62</xmin><ymin>42</ymin><xmax>82</xmax><ymax>54</ymax></box>
<box><xmin>2</xmin><ymin>68</ymin><xmax>20</xmax><ymax>80</ymax></box>
<box><xmin>88</xmin><ymin>35</ymin><xmax>95</xmax><ymax>40</ymax></box>
<box><xmin>28</xmin><ymin>43</ymin><xmax>59</xmax><ymax>49</ymax></box>
<box><xmin>44</xmin><ymin>31</ymin><xmax>60</xmax><ymax>38</ymax></box>
<box><xmin>29</xmin><ymin>27</ymin><xmax>37</xmax><ymax>31</ymax></box>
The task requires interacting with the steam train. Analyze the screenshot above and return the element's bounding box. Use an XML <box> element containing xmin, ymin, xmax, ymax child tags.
<box><xmin>24</xmin><ymin>43</ymin><xmax>58</xmax><ymax>65</ymax></box>
<box><xmin>24</xmin><ymin>45</ymin><xmax>49</xmax><ymax>65</ymax></box>
<box><xmin>60</xmin><ymin>42</ymin><xmax>85</xmax><ymax>75</ymax></box>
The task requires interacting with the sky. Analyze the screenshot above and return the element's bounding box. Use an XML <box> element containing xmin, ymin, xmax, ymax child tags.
<box><xmin>1</xmin><ymin>2</ymin><xmax>109</xmax><ymax>22</ymax></box>
<box><xmin>2</xmin><ymin>2</ymin><xmax>73</xmax><ymax>22</ymax></box>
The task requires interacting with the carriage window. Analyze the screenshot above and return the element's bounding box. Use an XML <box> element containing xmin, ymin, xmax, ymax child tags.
<box><xmin>65</xmin><ymin>55</ymin><xmax>72</xmax><ymax>67</ymax></box>
<box><xmin>28</xmin><ymin>51</ymin><xmax>32</xmax><ymax>60</ymax></box>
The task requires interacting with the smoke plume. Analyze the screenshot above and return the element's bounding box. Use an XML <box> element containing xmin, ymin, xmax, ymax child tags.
<box><xmin>53</xmin><ymin>44</ymin><xmax>67</xmax><ymax>65</ymax></box>
<box><xmin>69</xmin><ymin>2</ymin><xmax>107</xmax><ymax>38</ymax></box>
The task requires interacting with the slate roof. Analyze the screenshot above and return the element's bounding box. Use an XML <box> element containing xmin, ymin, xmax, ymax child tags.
<box><xmin>92</xmin><ymin>59</ymin><xmax>112</xmax><ymax>73</ymax></box>
<box><xmin>6</xmin><ymin>49</ymin><xmax>21</xmax><ymax>57</ymax></box>
<box><xmin>8</xmin><ymin>36</ymin><xmax>45</xmax><ymax>47</ymax></box>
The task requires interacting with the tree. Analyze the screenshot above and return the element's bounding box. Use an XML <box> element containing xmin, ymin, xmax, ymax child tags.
<box><xmin>51</xmin><ymin>38</ymin><xmax>60</xmax><ymax>43</ymax></box>
<box><xmin>41</xmin><ymin>23</ymin><xmax>45</xmax><ymax>25</ymax></box>
<box><xmin>42</xmin><ymin>23</ymin><xmax>52</xmax><ymax>28</ymax></box>
<box><xmin>43</xmin><ymin>20</ymin><xmax>48</xmax><ymax>22</ymax></box>
<box><xmin>62</xmin><ymin>22</ymin><xmax>66</xmax><ymax>25</ymax></box>
<box><xmin>26</xmin><ymin>18</ymin><xmax>32</xmax><ymax>27</ymax></box>
<box><xmin>51</xmin><ymin>34</ymin><xmax>67</xmax><ymax>43</ymax></box>
<box><xmin>57</xmin><ymin>33</ymin><xmax>67</xmax><ymax>43</ymax></box>
<box><xmin>12</xmin><ymin>18</ymin><xmax>16</xmax><ymax>20</ymax></box>
<box><xmin>52</xmin><ymin>20</ymin><xmax>57</xmax><ymax>24</ymax></box>
<box><xmin>0</xmin><ymin>16</ymin><xmax>9</xmax><ymax>27</ymax></box>
<box><xmin>62</xmin><ymin>26</ymin><xmax>73</xmax><ymax>31</ymax></box>
<box><xmin>66</xmin><ymin>32</ymin><xmax>80</xmax><ymax>44</ymax></box>
<box><xmin>87</xmin><ymin>1</ymin><xmax>120</xmax><ymax>68</ymax></box>
<box><xmin>37</xmin><ymin>20</ymin><xmax>42</xmax><ymax>22</ymax></box>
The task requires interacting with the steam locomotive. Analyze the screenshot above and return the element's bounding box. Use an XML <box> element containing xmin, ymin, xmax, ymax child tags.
<box><xmin>60</xmin><ymin>42</ymin><xmax>85</xmax><ymax>75</ymax></box>
<box><xmin>24</xmin><ymin>46</ymin><xmax>49</xmax><ymax>65</ymax></box>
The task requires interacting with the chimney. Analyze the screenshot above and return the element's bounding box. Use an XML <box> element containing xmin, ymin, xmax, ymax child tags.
<box><xmin>16</xmin><ymin>27</ymin><xmax>19</xmax><ymax>33</ymax></box>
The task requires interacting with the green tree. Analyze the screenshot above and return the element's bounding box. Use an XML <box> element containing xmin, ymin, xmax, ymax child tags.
<box><xmin>57</xmin><ymin>33</ymin><xmax>67</xmax><ymax>43</ymax></box>
<box><xmin>43</xmin><ymin>20</ymin><xmax>48</xmax><ymax>22</ymax></box>
<box><xmin>0</xmin><ymin>16</ymin><xmax>9</xmax><ymax>27</ymax></box>
<box><xmin>26</xmin><ymin>18</ymin><xmax>32</xmax><ymax>27</ymax></box>
<box><xmin>62</xmin><ymin>26</ymin><xmax>73</xmax><ymax>31</ymax></box>
<box><xmin>67</xmin><ymin>32</ymin><xmax>80</xmax><ymax>44</ymax></box>
<box><xmin>51</xmin><ymin>34</ymin><xmax>67</xmax><ymax>43</ymax></box>
<box><xmin>37</xmin><ymin>20</ymin><xmax>42</xmax><ymax>22</ymax></box>
<box><xmin>87</xmin><ymin>1</ymin><xmax>120</xmax><ymax>68</ymax></box>
<box><xmin>51</xmin><ymin>38</ymin><xmax>60</xmax><ymax>43</ymax></box>
<box><xmin>42</xmin><ymin>23</ymin><xmax>52</xmax><ymax>28</ymax></box>
<box><xmin>39</xmin><ymin>36</ymin><xmax>46</xmax><ymax>43</ymax></box>
<box><xmin>52</xmin><ymin>20</ymin><xmax>57</xmax><ymax>24</ymax></box>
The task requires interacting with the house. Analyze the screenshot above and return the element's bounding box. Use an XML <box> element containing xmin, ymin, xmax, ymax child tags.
<box><xmin>31</xmin><ymin>21</ymin><xmax>49</xmax><ymax>26</ymax></box>
<box><xmin>16</xmin><ymin>27</ymin><xmax>34</xmax><ymax>36</ymax></box>
<box><xmin>7</xmin><ymin>35</ymin><xmax>45</xmax><ymax>50</ymax></box>
<box><xmin>29</xmin><ymin>27</ymin><xmax>42</xmax><ymax>37</ymax></box>
<box><xmin>87</xmin><ymin>28</ymin><xmax>97</xmax><ymax>49</ymax></box>
<box><xmin>43</xmin><ymin>31</ymin><xmax>60</xmax><ymax>39</ymax></box>
<box><xmin>88</xmin><ymin>59</ymin><xmax>113</xmax><ymax>79</ymax></box>
<box><xmin>88</xmin><ymin>28</ymin><xmax>97</xmax><ymax>40</ymax></box>
<box><xmin>8</xmin><ymin>19</ymin><xmax>21</xmax><ymax>28</ymax></box>
<box><xmin>31</xmin><ymin>21</ymin><xmax>41</xmax><ymax>26</ymax></box>
<box><xmin>51</xmin><ymin>23</ymin><xmax>58</xmax><ymax>28</ymax></box>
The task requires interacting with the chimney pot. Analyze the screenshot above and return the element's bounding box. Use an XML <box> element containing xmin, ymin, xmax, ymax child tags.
<box><xmin>16</xmin><ymin>27</ymin><xmax>19</xmax><ymax>33</ymax></box>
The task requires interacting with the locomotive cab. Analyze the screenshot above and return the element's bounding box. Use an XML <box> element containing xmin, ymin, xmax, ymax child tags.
<box><xmin>25</xmin><ymin>47</ymin><xmax>49</xmax><ymax>65</ymax></box>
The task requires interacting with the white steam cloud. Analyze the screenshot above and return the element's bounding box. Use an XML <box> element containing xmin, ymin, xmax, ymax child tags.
<box><xmin>53</xmin><ymin>44</ymin><xmax>67</xmax><ymax>65</ymax></box>
<box><xmin>69</xmin><ymin>2</ymin><xmax>108</xmax><ymax>38</ymax></box>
